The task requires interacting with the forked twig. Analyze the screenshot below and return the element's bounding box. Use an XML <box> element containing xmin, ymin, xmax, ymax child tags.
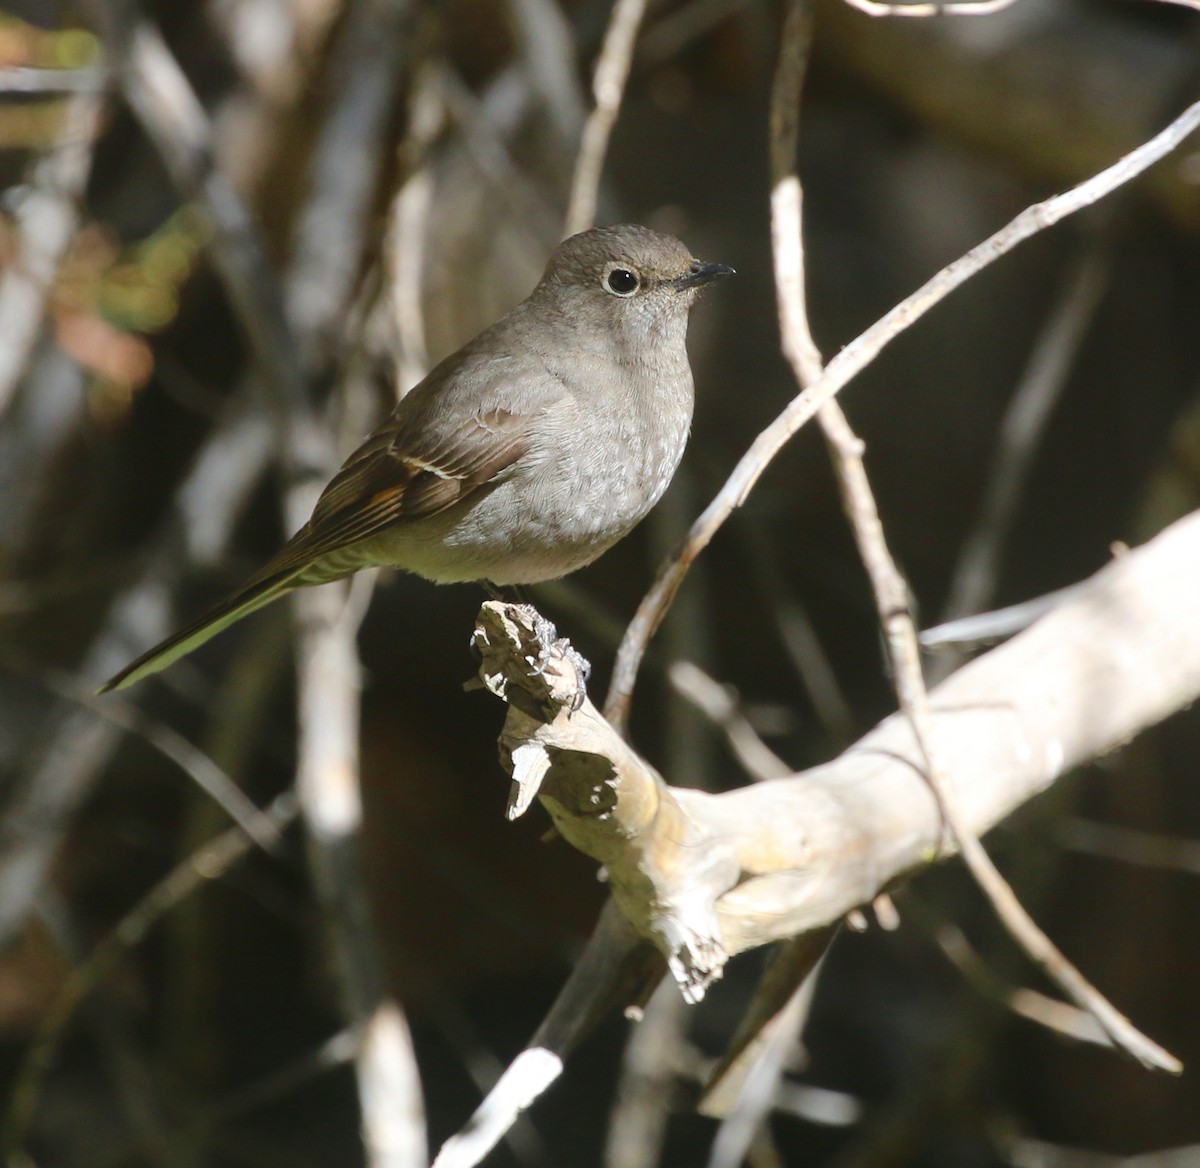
<box><xmin>605</xmin><ymin>92</ymin><xmax>1200</xmax><ymax>728</ymax></box>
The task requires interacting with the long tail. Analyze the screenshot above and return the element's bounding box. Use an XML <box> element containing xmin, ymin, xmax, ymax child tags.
<box><xmin>98</xmin><ymin>568</ymin><xmax>302</xmax><ymax>694</ymax></box>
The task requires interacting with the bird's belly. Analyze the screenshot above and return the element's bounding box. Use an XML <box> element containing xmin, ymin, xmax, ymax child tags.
<box><xmin>362</xmin><ymin>421</ymin><xmax>687</xmax><ymax>585</ymax></box>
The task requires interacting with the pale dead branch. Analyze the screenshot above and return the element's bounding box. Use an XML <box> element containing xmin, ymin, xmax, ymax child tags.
<box><xmin>439</xmin><ymin>509</ymin><xmax>1200</xmax><ymax>1158</ymax></box>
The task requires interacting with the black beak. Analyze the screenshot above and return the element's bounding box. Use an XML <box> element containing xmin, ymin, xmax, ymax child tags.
<box><xmin>674</xmin><ymin>261</ymin><xmax>736</xmax><ymax>290</ymax></box>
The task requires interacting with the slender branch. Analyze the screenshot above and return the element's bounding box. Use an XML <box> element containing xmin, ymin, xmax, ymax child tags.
<box><xmin>20</xmin><ymin>666</ymin><xmax>281</xmax><ymax>851</ymax></box>
<box><xmin>564</xmin><ymin>0</ymin><xmax>649</xmax><ymax>237</ymax></box>
<box><xmin>840</xmin><ymin>0</ymin><xmax>1020</xmax><ymax>14</ymax></box>
<box><xmin>433</xmin><ymin>900</ymin><xmax>660</xmax><ymax>1168</ymax></box>
<box><xmin>278</xmin><ymin>2</ymin><xmax>425</xmax><ymax>1161</ymax></box>
<box><xmin>86</xmin><ymin>2</ymin><xmax>305</xmax><ymax>448</ymax></box>
<box><xmin>605</xmin><ymin>91</ymin><xmax>1200</xmax><ymax>729</ymax></box>
<box><xmin>766</xmin><ymin>0</ymin><xmax>1179</xmax><ymax>1072</ymax></box>
<box><xmin>940</xmin><ymin>239</ymin><xmax>1109</xmax><ymax>630</ymax></box>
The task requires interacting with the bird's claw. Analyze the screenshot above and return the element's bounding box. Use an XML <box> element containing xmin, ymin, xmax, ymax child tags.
<box><xmin>526</xmin><ymin>611</ymin><xmax>590</xmax><ymax>712</ymax></box>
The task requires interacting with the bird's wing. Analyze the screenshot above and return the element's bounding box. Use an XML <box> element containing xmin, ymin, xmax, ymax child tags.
<box><xmin>290</xmin><ymin>410</ymin><xmax>529</xmax><ymax>562</ymax></box>
<box><xmin>96</xmin><ymin>410</ymin><xmax>530</xmax><ymax>695</ymax></box>
<box><xmin>253</xmin><ymin>356</ymin><xmax>559</xmax><ymax>582</ymax></box>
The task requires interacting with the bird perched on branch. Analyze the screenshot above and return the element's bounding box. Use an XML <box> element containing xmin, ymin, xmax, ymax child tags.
<box><xmin>100</xmin><ymin>223</ymin><xmax>734</xmax><ymax>693</ymax></box>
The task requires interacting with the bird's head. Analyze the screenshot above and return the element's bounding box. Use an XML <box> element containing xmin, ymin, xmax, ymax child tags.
<box><xmin>534</xmin><ymin>224</ymin><xmax>734</xmax><ymax>351</ymax></box>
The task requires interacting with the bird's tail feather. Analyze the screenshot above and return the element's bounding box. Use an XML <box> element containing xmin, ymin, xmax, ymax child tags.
<box><xmin>97</xmin><ymin>569</ymin><xmax>301</xmax><ymax>694</ymax></box>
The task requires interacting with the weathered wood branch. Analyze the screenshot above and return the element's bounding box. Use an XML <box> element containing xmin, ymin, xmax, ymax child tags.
<box><xmin>472</xmin><ymin>508</ymin><xmax>1200</xmax><ymax>1003</ymax></box>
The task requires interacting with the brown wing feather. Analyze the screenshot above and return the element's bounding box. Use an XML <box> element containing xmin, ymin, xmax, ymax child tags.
<box><xmin>98</xmin><ymin>348</ymin><xmax>557</xmax><ymax>692</ymax></box>
<box><xmin>248</xmin><ymin>407</ymin><xmax>531</xmax><ymax>584</ymax></box>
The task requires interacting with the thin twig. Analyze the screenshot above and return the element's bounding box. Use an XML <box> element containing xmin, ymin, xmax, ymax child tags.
<box><xmin>930</xmin><ymin>918</ymin><xmax>1109</xmax><ymax>1047</ymax></box>
<box><xmin>840</xmin><ymin>0</ymin><xmax>1020</xmax><ymax>15</ymax></box>
<box><xmin>0</xmin><ymin>91</ymin><xmax>103</xmax><ymax>419</ymax></box>
<box><xmin>604</xmin><ymin>91</ymin><xmax>1200</xmax><ymax>729</ymax></box>
<box><xmin>433</xmin><ymin>901</ymin><xmax>661</xmax><ymax>1168</ymax></box>
<box><xmin>921</xmin><ymin>581</ymin><xmax>1085</xmax><ymax>647</ymax></box>
<box><xmin>939</xmin><ymin>239</ymin><xmax>1109</xmax><ymax>631</ymax></box>
<box><xmin>87</xmin><ymin>2</ymin><xmax>305</xmax><ymax>449</ymax></box>
<box><xmin>0</xmin><ymin>401</ymin><xmax>274</xmax><ymax>947</ymax></box>
<box><xmin>14</xmin><ymin>663</ymin><xmax>281</xmax><ymax>851</ymax></box>
<box><xmin>564</xmin><ymin>0</ymin><xmax>649</xmax><ymax>237</ymax></box>
<box><xmin>667</xmin><ymin>661</ymin><xmax>792</xmax><ymax>781</ymax></box>
<box><xmin>763</xmin><ymin>0</ymin><xmax>1179</xmax><ymax>1072</ymax></box>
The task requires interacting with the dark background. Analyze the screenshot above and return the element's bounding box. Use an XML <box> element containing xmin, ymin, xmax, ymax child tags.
<box><xmin>1</xmin><ymin>1</ymin><xmax>1199</xmax><ymax>1164</ymax></box>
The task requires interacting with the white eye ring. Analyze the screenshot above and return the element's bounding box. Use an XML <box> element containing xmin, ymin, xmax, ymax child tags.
<box><xmin>603</xmin><ymin>264</ymin><xmax>641</xmax><ymax>296</ymax></box>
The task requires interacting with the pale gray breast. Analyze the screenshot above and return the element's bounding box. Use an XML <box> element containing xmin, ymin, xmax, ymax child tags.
<box><xmin>355</xmin><ymin>329</ymin><xmax>696</xmax><ymax>585</ymax></box>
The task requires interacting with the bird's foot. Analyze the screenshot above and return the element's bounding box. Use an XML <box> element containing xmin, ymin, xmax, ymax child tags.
<box><xmin>471</xmin><ymin>601</ymin><xmax>591</xmax><ymax>715</ymax></box>
<box><xmin>526</xmin><ymin>610</ymin><xmax>591</xmax><ymax>712</ymax></box>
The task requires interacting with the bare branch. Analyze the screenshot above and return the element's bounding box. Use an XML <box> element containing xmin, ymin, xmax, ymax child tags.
<box><xmin>605</xmin><ymin>91</ymin><xmax>1200</xmax><ymax>728</ymax></box>
<box><xmin>667</xmin><ymin>661</ymin><xmax>792</xmax><ymax>781</ymax></box>
<box><xmin>766</xmin><ymin>2</ymin><xmax>1178</xmax><ymax>1071</ymax></box>
<box><xmin>433</xmin><ymin>900</ymin><xmax>660</xmax><ymax>1168</ymax></box>
<box><xmin>564</xmin><ymin>0</ymin><xmax>649</xmax><ymax>237</ymax></box>
<box><xmin>478</xmin><ymin>510</ymin><xmax>1200</xmax><ymax>1069</ymax></box>
<box><xmin>839</xmin><ymin>0</ymin><xmax>1020</xmax><ymax>15</ymax></box>
<box><xmin>930</xmin><ymin>917</ymin><xmax>1110</xmax><ymax>1047</ymax></box>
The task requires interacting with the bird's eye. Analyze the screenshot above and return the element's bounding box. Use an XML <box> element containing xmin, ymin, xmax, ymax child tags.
<box><xmin>604</xmin><ymin>267</ymin><xmax>640</xmax><ymax>296</ymax></box>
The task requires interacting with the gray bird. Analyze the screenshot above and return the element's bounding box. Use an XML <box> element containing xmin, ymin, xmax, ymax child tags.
<box><xmin>100</xmin><ymin>224</ymin><xmax>733</xmax><ymax>692</ymax></box>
